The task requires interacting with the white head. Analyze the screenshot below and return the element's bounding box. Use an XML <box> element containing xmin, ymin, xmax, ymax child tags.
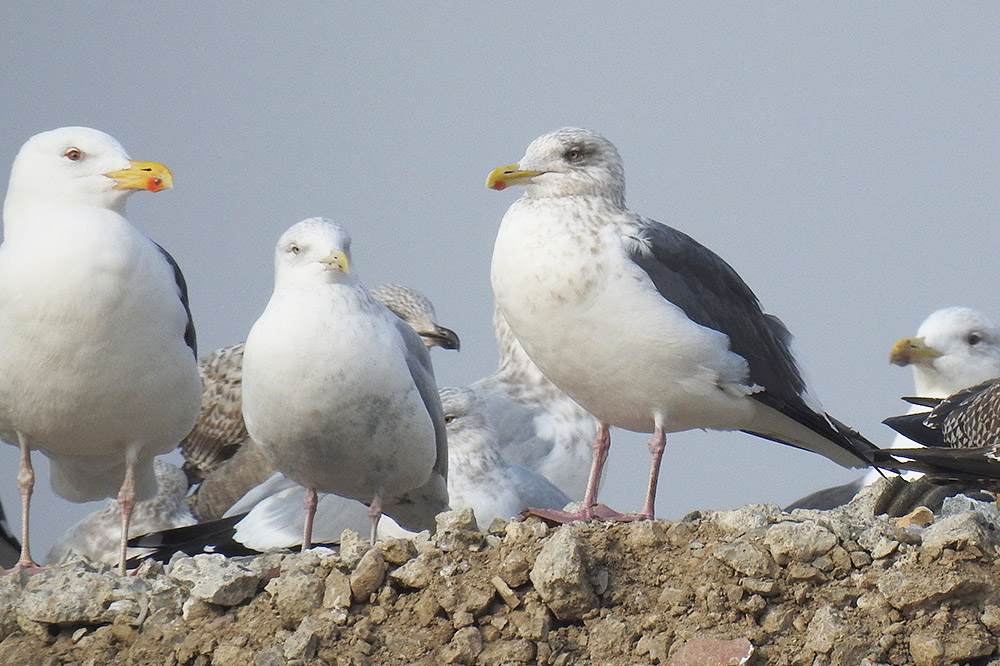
<box><xmin>273</xmin><ymin>217</ymin><xmax>355</xmax><ymax>288</ymax></box>
<box><xmin>890</xmin><ymin>306</ymin><xmax>1000</xmax><ymax>397</ymax></box>
<box><xmin>3</xmin><ymin>126</ymin><xmax>172</xmax><ymax>222</ymax></box>
<box><xmin>486</xmin><ymin>127</ymin><xmax>626</xmax><ymax>205</ymax></box>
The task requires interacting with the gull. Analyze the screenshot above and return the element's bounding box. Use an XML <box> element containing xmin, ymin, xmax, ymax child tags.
<box><xmin>0</xmin><ymin>127</ymin><xmax>201</xmax><ymax>573</ymax></box>
<box><xmin>46</xmin><ymin>460</ymin><xmax>195</xmax><ymax>566</ymax></box>
<box><xmin>486</xmin><ymin>127</ymin><xmax>882</xmax><ymax>521</ymax></box>
<box><xmin>791</xmin><ymin>307</ymin><xmax>1000</xmax><ymax>510</ymax></box>
<box><xmin>241</xmin><ymin>217</ymin><xmax>448</xmax><ymax>545</ymax></box>
<box><xmin>182</xmin><ymin>283</ymin><xmax>459</xmax><ymax>521</ymax></box>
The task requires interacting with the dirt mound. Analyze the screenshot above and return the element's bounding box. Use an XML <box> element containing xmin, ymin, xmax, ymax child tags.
<box><xmin>1</xmin><ymin>481</ymin><xmax>999</xmax><ymax>666</ymax></box>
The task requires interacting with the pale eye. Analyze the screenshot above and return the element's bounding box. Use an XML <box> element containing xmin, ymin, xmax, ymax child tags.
<box><xmin>968</xmin><ymin>332</ymin><xmax>982</xmax><ymax>346</ymax></box>
<box><xmin>289</xmin><ymin>244</ymin><xmax>300</xmax><ymax>255</ymax></box>
<box><xmin>564</xmin><ymin>147</ymin><xmax>582</xmax><ymax>162</ymax></box>
<box><xmin>444</xmin><ymin>414</ymin><xmax>456</xmax><ymax>424</ymax></box>
<box><xmin>64</xmin><ymin>148</ymin><xmax>82</xmax><ymax>161</ymax></box>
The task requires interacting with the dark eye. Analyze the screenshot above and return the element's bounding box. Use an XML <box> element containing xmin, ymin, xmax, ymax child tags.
<box><xmin>289</xmin><ymin>244</ymin><xmax>300</xmax><ymax>255</ymax></box>
<box><xmin>444</xmin><ymin>414</ymin><xmax>456</xmax><ymax>424</ymax></box>
<box><xmin>64</xmin><ymin>148</ymin><xmax>82</xmax><ymax>161</ymax></box>
<box><xmin>968</xmin><ymin>332</ymin><xmax>982</xmax><ymax>346</ymax></box>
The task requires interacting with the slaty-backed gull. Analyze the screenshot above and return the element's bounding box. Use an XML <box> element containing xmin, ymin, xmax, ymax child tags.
<box><xmin>487</xmin><ymin>127</ymin><xmax>881</xmax><ymax>521</ymax></box>
<box><xmin>241</xmin><ymin>217</ymin><xmax>448</xmax><ymax>545</ymax></box>
<box><xmin>0</xmin><ymin>127</ymin><xmax>201</xmax><ymax>573</ymax></box>
<box><xmin>182</xmin><ymin>283</ymin><xmax>459</xmax><ymax>521</ymax></box>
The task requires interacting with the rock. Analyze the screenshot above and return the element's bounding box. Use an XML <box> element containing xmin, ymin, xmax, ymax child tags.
<box><xmin>378</xmin><ymin>538</ymin><xmax>417</xmax><ymax>565</ymax></box>
<box><xmin>529</xmin><ymin>527</ymin><xmax>598</xmax><ymax>621</ymax></box>
<box><xmin>435</xmin><ymin>508</ymin><xmax>483</xmax><ymax>551</ymax></box>
<box><xmin>266</xmin><ymin>567</ymin><xmax>324</xmax><ymax>625</ymax></box>
<box><xmin>711</xmin><ymin>541</ymin><xmax>775</xmax><ymax>578</ymax></box>
<box><xmin>169</xmin><ymin>554</ymin><xmax>260</xmax><ymax>606</ymax></box>
<box><xmin>439</xmin><ymin>626</ymin><xmax>483</xmax><ymax>664</ymax></box>
<box><xmin>877</xmin><ymin>566</ymin><xmax>990</xmax><ymax>611</ymax></box>
<box><xmin>19</xmin><ymin>565</ymin><xmax>151</xmax><ymax>627</ymax></box>
<box><xmin>764</xmin><ymin>522</ymin><xmax>837</xmax><ymax>564</ymax></box>
<box><xmin>803</xmin><ymin>606</ymin><xmax>846</xmax><ymax>653</ymax></box>
<box><xmin>350</xmin><ymin>548</ymin><xmax>387</xmax><ymax>602</ymax></box>
<box><xmin>390</xmin><ymin>553</ymin><xmax>435</xmax><ymax>589</ymax></box>
<box><xmin>338</xmin><ymin>529</ymin><xmax>370</xmax><ymax>569</ymax></box>
<box><xmin>665</xmin><ymin>636</ymin><xmax>754</xmax><ymax>666</ymax></box>
<box><xmin>283</xmin><ymin>615</ymin><xmax>320</xmax><ymax>661</ymax></box>
<box><xmin>920</xmin><ymin>512</ymin><xmax>995</xmax><ymax>558</ymax></box>
<box><xmin>323</xmin><ymin>569</ymin><xmax>353</xmax><ymax>609</ymax></box>
<box><xmin>707</xmin><ymin>504</ymin><xmax>781</xmax><ymax>533</ymax></box>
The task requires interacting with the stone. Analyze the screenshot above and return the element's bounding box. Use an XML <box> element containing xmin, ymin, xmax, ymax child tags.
<box><xmin>439</xmin><ymin>626</ymin><xmax>483</xmax><ymax>664</ymax></box>
<box><xmin>169</xmin><ymin>554</ymin><xmax>260</xmax><ymax>606</ymax></box>
<box><xmin>390</xmin><ymin>553</ymin><xmax>435</xmax><ymax>589</ymax></box>
<box><xmin>323</xmin><ymin>569</ymin><xmax>353</xmax><ymax>609</ymax></box>
<box><xmin>804</xmin><ymin>606</ymin><xmax>846</xmax><ymax>653</ymax></box>
<box><xmin>338</xmin><ymin>529</ymin><xmax>370</xmax><ymax>569</ymax></box>
<box><xmin>711</xmin><ymin>541</ymin><xmax>775</xmax><ymax>577</ymax></box>
<box><xmin>877</xmin><ymin>567</ymin><xmax>990</xmax><ymax>611</ymax></box>
<box><xmin>266</xmin><ymin>568</ymin><xmax>324</xmax><ymax>625</ymax></box>
<box><xmin>529</xmin><ymin>527</ymin><xmax>599</xmax><ymax>621</ymax></box>
<box><xmin>764</xmin><ymin>522</ymin><xmax>837</xmax><ymax>564</ymax></box>
<box><xmin>350</xmin><ymin>548</ymin><xmax>387</xmax><ymax>602</ymax></box>
<box><xmin>664</xmin><ymin>636</ymin><xmax>754</xmax><ymax>666</ymax></box>
<box><xmin>921</xmin><ymin>512</ymin><xmax>995</xmax><ymax>558</ymax></box>
<box><xmin>19</xmin><ymin>565</ymin><xmax>151</xmax><ymax>627</ymax></box>
<box><xmin>378</xmin><ymin>537</ymin><xmax>417</xmax><ymax>565</ymax></box>
<box><xmin>706</xmin><ymin>504</ymin><xmax>781</xmax><ymax>533</ymax></box>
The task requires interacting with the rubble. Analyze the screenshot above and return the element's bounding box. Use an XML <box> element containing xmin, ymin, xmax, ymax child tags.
<box><xmin>2</xmin><ymin>482</ymin><xmax>1000</xmax><ymax>665</ymax></box>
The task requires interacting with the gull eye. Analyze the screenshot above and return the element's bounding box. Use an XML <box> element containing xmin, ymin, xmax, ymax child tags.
<box><xmin>564</xmin><ymin>147</ymin><xmax>583</xmax><ymax>162</ymax></box>
<box><xmin>444</xmin><ymin>414</ymin><xmax>456</xmax><ymax>424</ymax></box>
<box><xmin>64</xmin><ymin>148</ymin><xmax>82</xmax><ymax>161</ymax></box>
<box><xmin>289</xmin><ymin>244</ymin><xmax>301</xmax><ymax>255</ymax></box>
<box><xmin>968</xmin><ymin>332</ymin><xmax>982</xmax><ymax>346</ymax></box>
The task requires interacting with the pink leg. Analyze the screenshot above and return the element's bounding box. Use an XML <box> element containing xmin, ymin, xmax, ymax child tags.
<box><xmin>302</xmin><ymin>487</ymin><xmax>318</xmax><ymax>550</ymax></box>
<box><xmin>117</xmin><ymin>458</ymin><xmax>138</xmax><ymax>576</ymax></box>
<box><xmin>11</xmin><ymin>432</ymin><xmax>40</xmax><ymax>571</ymax></box>
<box><xmin>527</xmin><ymin>423</ymin><xmax>634</xmax><ymax>523</ymax></box>
<box><xmin>367</xmin><ymin>493</ymin><xmax>383</xmax><ymax>545</ymax></box>
<box><xmin>640</xmin><ymin>426</ymin><xmax>665</xmax><ymax>519</ymax></box>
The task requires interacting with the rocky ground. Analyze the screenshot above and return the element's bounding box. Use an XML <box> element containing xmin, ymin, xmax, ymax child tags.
<box><xmin>2</xmin><ymin>480</ymin><xmax>1000</xmax><ymax>666</ymax></box>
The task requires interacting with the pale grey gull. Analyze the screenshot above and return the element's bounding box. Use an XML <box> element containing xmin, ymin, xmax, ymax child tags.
<box><xmin>241</xmin><ymin>217</ymin><xmax>449</xmax><ymax>546</ymax></box>
<box><xmin>46</xmin><ymin>459</ymin><xmax>195</xmax><ymax>566</ymax></box>
<box><xmin>182</xmin><ymin>283</ymin><xmax>459</xmax><ymax>520</ymax></box>
<box><xmin>487</xmin><ymin>127</ymin><xmax>882</xmax><ymax>521</ymax></box>
<box><xmin>0</xmin><ymin>127</ymin><xmax>201</xmax><ymax>573</ymax></box>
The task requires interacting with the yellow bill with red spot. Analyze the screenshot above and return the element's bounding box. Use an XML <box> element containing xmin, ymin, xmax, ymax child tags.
<box><xmin>106</xmin><ymin>160</ymin><xmax>173</xmax><ymax>193</ymax></box>
<box><xmin>889</xmin><ymin>336</ymin><xmax>942</xmax><ymax>367</ymax></box>
<box><xmin>485</xmin><ymin>163</ymin><xmax>545</xmax><ymax>191</ymax></box>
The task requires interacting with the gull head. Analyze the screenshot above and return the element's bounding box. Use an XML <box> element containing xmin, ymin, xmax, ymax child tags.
<box><xmin>4</xmin><ymin>126</ymin><xmax>172</xmax><ymax>220</ymax></box>
<box><xmin>274</xmin><ymin>217</ymin><xmax>355</xmax><ymax>287</ymax></box>
<box><xmin>486</xmin><ymin>127</ymin><xmax>626</xmax><ymax>204</ymax></box>
<box><xmin>890</xmin><ymin>306</ymin><xmax>1000</xmax><ymax>397</ymax></box>
<box><xmin>369</xmin><ymin>283</ymin><xmax>461</xmax><ymax>351</ymax></box>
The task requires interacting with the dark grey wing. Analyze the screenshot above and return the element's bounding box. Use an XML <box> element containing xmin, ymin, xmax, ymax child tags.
<box><xmin>871</xmin><ymin>445</ymin><xmax>1000</xmax><ymax>482</ymax></box>
<box><xmin>154</xmin><ymin>242</ymin><xmax>197</xmax><ymax>357</ymax></box>
<box><xmin>785</xmin><ymin>477</ymin><xmax>865</xmax><ymax>511</ymax></box>
<box><xmin>396</xmin><ymin>318</ymin><xmax>448</xmax><ymax>482</ymax></box>
<box><xmin>626</xmin><ymin>218</ymin><xmax>873</xmax><ymax>459</ymax></box>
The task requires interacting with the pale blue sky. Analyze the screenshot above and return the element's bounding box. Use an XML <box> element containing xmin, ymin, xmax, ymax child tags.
<box><xmin>2</xmin><ymin>4</ymin><xmax>999</xmax><ymax>555</ymax></box>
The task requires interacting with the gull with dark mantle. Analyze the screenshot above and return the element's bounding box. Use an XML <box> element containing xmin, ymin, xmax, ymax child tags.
<box><xmin>0</xmin><ymin>127</ymin><xmax>201</xmax><ymax>573</ymax></box>
<box><xmin>241</xmin><ymin>217</ymin><xmax>449</xmax><ymax>546</ymax></box>
<box><xmin>486</xmin><ymin>127</ymin><xmax>881</xmax><ymax>522</ymax></box>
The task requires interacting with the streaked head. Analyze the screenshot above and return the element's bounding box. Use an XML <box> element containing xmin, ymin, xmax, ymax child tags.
<box><xmin>274</xmin><ymin>217</ymin><xmax>354</xmax><ymax>287</ymax></box>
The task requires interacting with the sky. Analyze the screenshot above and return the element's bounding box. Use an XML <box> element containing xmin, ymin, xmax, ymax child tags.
<box><xmin>1</xmin><ymin>3</ymin><xmax>999</xmax><ymax>558</ymax></box>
